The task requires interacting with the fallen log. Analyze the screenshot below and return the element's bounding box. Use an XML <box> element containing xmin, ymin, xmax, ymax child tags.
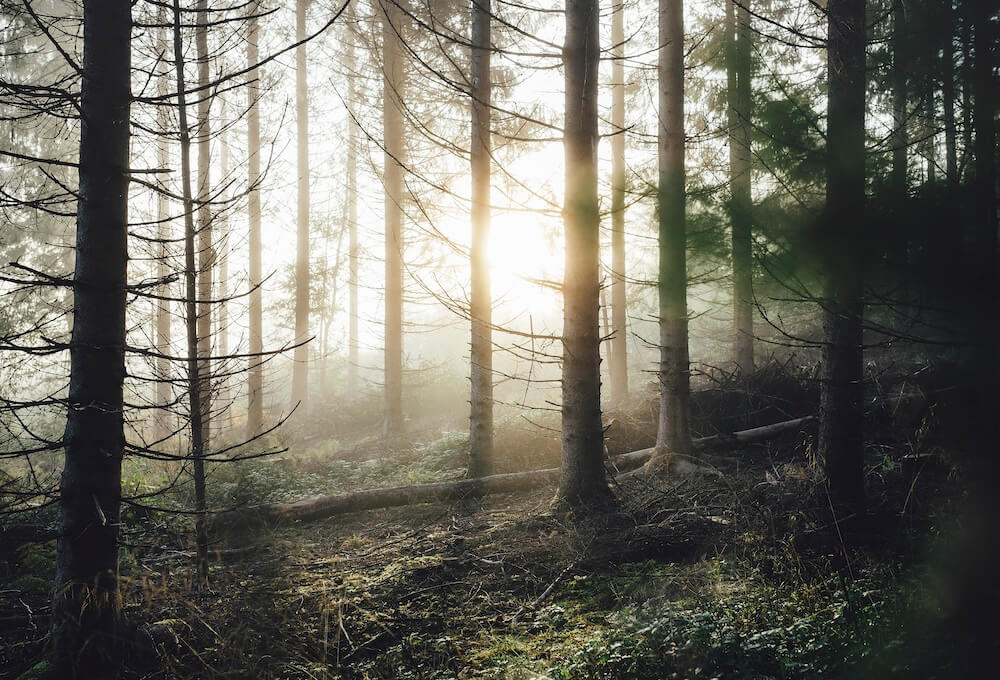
<box><xmin>210</xmin><ymin>416</ymin><xmax>815</xmax><ymax>533</ymax></box>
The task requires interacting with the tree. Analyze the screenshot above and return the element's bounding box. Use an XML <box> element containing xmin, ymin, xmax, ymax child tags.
<box><xmin>818</xmin><ymin>0</ymin><xmax>867</xmax><ymax>515</ymax></box>
<box><xmin>155</xmin><ymin>14</ymin><xmax>173</xmax><ymax>442</ymax></box>
<box><xmin>246</xmin><ymin>0</ymin><xmax>264</xmax><ymax>437</ymax></box>
<box><xmin>293</xmin><ymin>0</ymin><xmax>311</xmax><ymax>410</ymax></box>
<box><xmin>608</xmin><ymin>0</ymin><xmax>628</xmax><ymax>401</ymax></box>
<box><xmin>195</xmin><ymin>0</ymin><xmax>213</xmax><ymax>452</ymax></box>
<box><xmin>557</xmin><ymin>0</ymin><xmax>614</xmax><ymax>507</ymax></box>
<box><xmin>468</xmin><ymin>0</ymin><xmax>493</xmax><ymax>478</ymax></box>
<box><xmin>727</xmin><ymin>0</ymin><xmax>753</xmax><ymax>374</ymax></box>
<box><xmin>382</xmin><ymin>0</ymin><xmax>404</xmax><ymax>437</ymax></box>
<box><xmin>51</xmin><ymin>0</ymin><xmax>131</xmax><ymax>675</ymax></box>
<box><xmin>650</xmin><ymin>0</ymin><xmax>691</xmax><ymax>465</ymax></box>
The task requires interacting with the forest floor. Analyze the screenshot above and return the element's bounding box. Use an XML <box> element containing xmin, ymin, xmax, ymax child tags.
<box><xmin>1</xmin><ymin>361</ymin><xmax>994</xmax><ymax>678</ymax></box>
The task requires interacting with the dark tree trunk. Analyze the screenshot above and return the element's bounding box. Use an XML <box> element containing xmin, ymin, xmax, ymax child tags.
<box><xmin>971</xmin><ymin>0</ymin><xmax>997</xmax><ymax>480</ymax></box>
<box><xmin>941</xmin><ymin>1</ymin><xmax>958</xmax><ymax>187</ymax></box>
<box><xmin>292</xmin><ymin>0</ymin><xmax>310</xmax><ymax>409</ymax></box>
<box><xmin>609</xmin><ymin>0</ymin><xmax>628</xmax><ymax>401</ymax></box>
<box><xmin>174</xmin><ymin>0</ymin><xmax>209</xmax><ymax>583</ymax></box>
<box><xmin>819</xmin><ymin>0</ymin><xmax>867</xmax><ymax>516</ymax></box>
<box><xmin>651</xmin><ymin>0</ymin><xmax>691</xmax><ymax>462</ymax></box>
<box><xmin>890</xmin><ymin>0</ymin><xmax>908</xmax><ymax>271</ymax></box>
<box><xmin>727</xmin><ymin>0</ymin><xmax>753</xmax><ymax>375</ymax></box>
<box><xmin>469</xmin><ymin>0</ymin><xmax>493</xmax><ymax>477</ymax></box>
<box><xmin>52</xmin><ymin>1</ymin><xmax>131</xmax><ymax>675</ymax></box>
<box><xmin>246</xmin><ymin>0</ymin><xmax>264</xmax><ymax>436</ymax></box>
<box><xmin>382</xmin><ymin>0</ymin><xmax>404</xmax><ymax>437</ymax></box>
<box><xmin>959</xmin><ymin>4</ymin><xmax>973</xmax><ymax>181</ymax></box>
<box><xmin>558</xmin><ymin>0</ymin><xmax>613</xmax><ymax>507</ymax></box>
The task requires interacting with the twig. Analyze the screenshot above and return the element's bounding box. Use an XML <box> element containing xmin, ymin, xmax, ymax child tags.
<box><xmin>511</xmin><ymin>561</ymin><xmax>576</xmax><ymax>625</ymax></box>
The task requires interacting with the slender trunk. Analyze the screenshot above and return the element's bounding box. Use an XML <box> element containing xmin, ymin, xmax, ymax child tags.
<box><xmin>819</xmin><ymin>0</ymin><xmax>867</xmax><ymax>516</ymax></box>
<box><xmin>652</xmin><ymin>0</ymin><xmax>691</xmax><ymax>459</ymax></box>
<box><xmin>175</xmin><ymin>0</ymin><xmax>209</xmax><ymax>582</ymax></box>
<box><xmin>218</xmin><ymin>97</ymin><xmax>230</xmax><ymax>426</ymax></box>
<box><xmin>156</xmin><ymin>15</ymin><xmax>172</xmax><ymax>441</ymax></box>
<box><xmin>959</xmin><ymin>6</ymin><xmax>973</xmax><ymax>181</ymax></box>
<box><xmin>921</xmin><ymin>69</ymin><xmax>936</xmax><ymax>186</ymax></box>
<box><xmin>292</xmin><ymin>0</ymin><xmax>310</xmax><ymax>409</ymax></box>
<box><xmin>609</xmin><ymin>0</ymin><xmax>628</xmax><ymax>400</ymax></box>
<box><xmin>346</xmin><ymin>2</ymin><xmax>359</xmax><ymax>390</ymax></box>
<box><xmin>941</xmin><ymin>1</ymin><xmax>958</xmax><ymax>187</ymax></box>
<box><xmin>469</xmin><ymin>0</ymin><xmax>493</xmax><ymax>477</ymax></box>
<box><xmin>890</xmin><ymin>0</ymin><xmax>908</xmax><ymax>272</ymax></box>
<box><xmin>382</xmin><ymin>0</ymin><xmax>404</xmax><ymax>436</ymax></box>
<box><xmin>727</xmin><ymin>0</ymin><xmax>753</xmax><ymax>375</ymax></box>
<box><xmin>246</xmin><ymin>1</ymin><xmax>264</xmax><ymax>436</ymax></box>
<box><xmin>52</xmin><ymin>1</ymin><xmax>130</xmax><ymax>675</ymax></box>
<box><xmin>195</xmin><ymin>0</ymin><xmax>213</xmax><ymax>460</ymax></box>
<box><xmin>558</xmin><ymin>0</ymin><xmax>613</xmax><ymax>507</ymax></box>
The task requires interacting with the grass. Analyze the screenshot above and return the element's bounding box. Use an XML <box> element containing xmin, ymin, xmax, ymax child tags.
<box><xmin>0</xmin><ymin>363</ymin><xmax>988</xmax><ymax>679</ymax></box>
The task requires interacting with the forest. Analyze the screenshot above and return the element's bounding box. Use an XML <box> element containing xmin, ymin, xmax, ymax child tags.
<box><xmin>0</xmin><ymin>0</ymin><xmax>996</xmax><ymax>677</ymax></box>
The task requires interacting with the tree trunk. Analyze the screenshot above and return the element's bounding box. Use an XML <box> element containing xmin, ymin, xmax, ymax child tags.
<box><xmin>246</xmin><ymin>1</ymin><xmax>264</xmax><ymax>437</ymax></box>
<box><xmin>940</xmin><ymin>1</ymin><xmax>958</xmax><ymax>187</ymax></box>
<box><xmin>210</xmin><ymin>417</ymin><xmax>815</xmax><ymax>532</ymax></box>
<box><xmin>347</xmin><ymin>2</ymin><xmax>359</xmax><ymax>390</ymax></box>
<box><xmin>468</xmin><ymin>0</ymin><xmax>493</xmax><ymax>478</ymax></box>
<box><xmin>609</xmin><ymin>0</ymin><xmax>629</xmax><ymax>401</ymax></box>
<box><xmin>195</xmin><ymin>0</ymin><xmax>213</xmax><ymax>459</ymax></box>
<box><xmin>971</xmin><ymin>0</ymin><xmax>997</xmax><ymax>484</ymax></box>
<box><xmin>651</xmin><ymin>0</ymin><xmax>691</xmax><ymax>462</ymax></box>
<box><xmin>819</xmin><ymin>0</ymin><xmax>867</xmax><ymax>516</ymax></box>
<box><xmin>959</xmin><ymin>5</ymin><xmax>973</xmax><ymax>182</ymax></box>
<box><xmin>156</xmin><ymin>15</ymin><xmax>172</xmax><ymax>442</ymax></box>
<box><xmin>382</xmin><ymin>0</ymin><xmax>404</xmax><ymax>437</ymax></box>
<box><xmin>558</xmin><ymin>0</ymin><xmax>614</xmax><ymax>508</ymax></box>
<box><xmin>292</xmin><ymin>0</ymin><xmax>310</xmax><ymax>410</ymax></box>
<box><xmin>218</xmin><ymin>97</ymin><xmax>231</xmax><ymax>426</ymax></box>
<box><xmin>174</xmin><ymin>0</ymin><xmax>210</xmax><ymax>583</ymax></box>
<box><xmin>890</xmin><ymin>0</ymin><xmax>908</xmax><ymax>268</ymax></box>
<box><xmin>52</xmin><ymin>1</ymin><xmax>130</xmax><ymax>675</ymax></box>
<box><xmin>727</xmin><ymin>0</ymin><xmax>753</xmax><ymax>375</ymax></box>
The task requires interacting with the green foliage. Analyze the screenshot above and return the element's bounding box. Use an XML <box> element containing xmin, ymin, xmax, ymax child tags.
<box><xmin>369</xmin><ymin>633</ymin><xmax>463</xmax><ymax>680</ymax></box>
<box><xmin>550</xmin><ymin>585</ymin><xmax>894</xmax><ymax>680</ymax></box>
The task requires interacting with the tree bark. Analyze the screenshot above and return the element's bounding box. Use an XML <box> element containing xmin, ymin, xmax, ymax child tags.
<box><xmin>218</xmin><ymin>96</ymin><xmax>231</xmax><ymax>426</ymax></box>
<box><xmin>210</xmin><ymin>417</ymin><xmax>815</xmax><ymax>532</ymax></box>
<box><xmin>940</xmin><ymin>1</ymin><xmax>958</xmax><ymax>187</ymax></box>
<box><xmin>727</xmin><ymin>0</ymin><xmax>753</xmax><ymax>375</ymax></box>
<box><xmin>890</xmin><ymin>0</ymin><xmax>907</xmax><ymax>267</ymax></box>
<box><xmin>819</xmin><ymin>0</ymin><xmax>867</xmax><ymax>516</ymax></box>
<box><xmin>558</xmin><ymin>0</ymin><xmax>614</xmax><ymax>508</ymax></box>
<box><xmin>156</xmin><ymin>14</ymin><xmax>173</xmax><ymax>442</ymax></box>
<box><xmin>382</xmin><ymin>0</ymin><xmax>405</xmax><ymax>437</ymax></box>
<box><xmin>52</xmin><ymin>1</ymin><xmax>130</xmax><ymax>675</ymax></box>
<box><xmin>609</xmin><ymin>0</ymin><xmax>628</xmax><ymax>401</ymax></box>
<box><xmin>246</xmin><ymin>0</ymin><xmax>264</xmax><ymax>437</ymax></box>
<box><xmin>195</xmin><ymin>0</ymin><xmax>212</xmax><ymax>456</ymax></box>
<box><xmin>469</xmin><ymin>0</ymin><xmax>493</xmax><ymax>478</ymax></box>
<box><xmin>651</xmin><ymin>0</ymin><xmax>691</xmax><ymax>461</ymax></box>
<box><xmin>292</xmin><ymin>0</ymin><xmax>311</xmax><ymax>410</ymax></box>
<box><xmin>174</xmin><ymin>0</ymin><xmax>210</xmax><ymax>583</ymax></box>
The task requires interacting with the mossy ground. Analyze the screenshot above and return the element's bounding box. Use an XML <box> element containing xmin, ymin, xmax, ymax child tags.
<box><xmin>1</xmin><ymin>363</ymin><xmax>991</xmax><ymax>678</ymax></box>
